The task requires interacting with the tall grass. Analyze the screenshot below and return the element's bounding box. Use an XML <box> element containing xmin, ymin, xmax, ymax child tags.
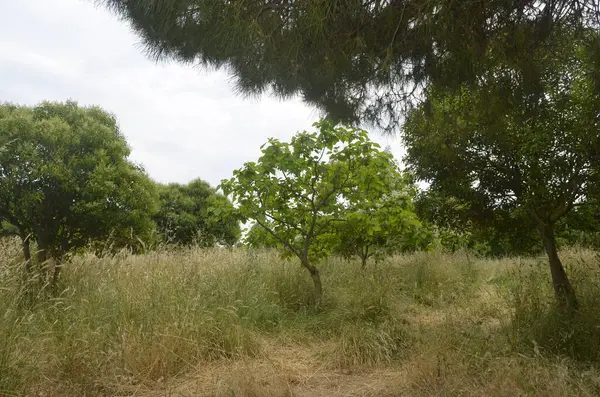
<box><xmin>499</xmin><ymin>250</ymin><xmax>600</xmax><ymax>362</ymax></box>
<box><xmin>1</xmin><ymin>238</ymin><xmax>599</xmax><ymax>396</ymax></box>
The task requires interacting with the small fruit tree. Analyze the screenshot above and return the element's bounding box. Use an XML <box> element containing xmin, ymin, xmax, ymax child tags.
<box><xmin>220</xmin><ymin>120</ymin><xmax>400</xmax><ymax>301</ymax></box>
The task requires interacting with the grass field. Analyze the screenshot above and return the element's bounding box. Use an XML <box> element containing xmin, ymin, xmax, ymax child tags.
<box><xmin>1</xmin><ymin>238</ymin><xmax>600</xmax><ymax>396</ymax></box>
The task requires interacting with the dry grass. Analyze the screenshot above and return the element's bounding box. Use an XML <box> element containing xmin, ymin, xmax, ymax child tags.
<box><xmin>1</xmin><ymin>239</ymin><xmax>599</xmax><ymax>397</ymax></box>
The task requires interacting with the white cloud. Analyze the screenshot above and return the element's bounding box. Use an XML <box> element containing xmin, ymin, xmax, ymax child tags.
<box><xmin>0</xmin><ymin>0</ymin><xmax>405</xmax><ymax>187</ymax></box>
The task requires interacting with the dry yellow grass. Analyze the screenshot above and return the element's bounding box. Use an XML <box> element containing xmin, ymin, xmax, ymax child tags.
<box><xmin>1</xmin><ymin>238</ymin><xmax>599</xmax><ymax>397</ymax></box>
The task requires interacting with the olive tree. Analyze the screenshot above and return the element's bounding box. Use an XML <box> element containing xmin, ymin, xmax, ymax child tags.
<box><xmin>220</xmin><ymin>120</ymin><xmax>399</xmax><ymax>301</ymax></box>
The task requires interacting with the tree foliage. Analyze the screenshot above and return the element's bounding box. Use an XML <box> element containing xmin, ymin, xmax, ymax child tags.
<box><xmin>243</xmin><ymin>221</ymin><xmax>280</xmax><ymax>249</ymax></box>
<box><xmin>415</xmin><ymin>190</ymin><xmax>543</xmax><ymax>256</ymax></box>
<box><xmin>335</xmin><ymin>171</ymin><xmax>430</xmax><ymax>267</ymax></box>
<box><xmin>154</xmin><ymin>178</ymin><xmax>240</xmax><ymax>246</ymax></box>
<box><xmin>0</xmin><ymin>101</ymin><xmax>158</xmax><ymax>281</ymax></box>
<box><xmin>557</xmin><ymin>198</ymin><xmax>600</xmax><ymax>250</ymax></box>
<box><xmin>220</xmin><ymin>120</ymin><xmax>402</xmax><ymax>300</ymax></box>
<box><xmin>402</xmin><ymin>34</ymin><xmax>600</xmax><ymax>308</ymax></box>
<box><xmin>101</xmin><ymin>0</ymin><xmax>599</xmax><ymax>131</ymax></box>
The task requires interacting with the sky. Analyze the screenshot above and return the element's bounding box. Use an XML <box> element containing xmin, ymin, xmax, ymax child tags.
<box><xmin>0</xmin><ymin>0</ymin><xmax>405</xmax><ymax>188</ymax></box>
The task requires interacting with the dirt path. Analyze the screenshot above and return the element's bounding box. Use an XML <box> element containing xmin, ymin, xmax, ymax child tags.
<box><xmin>116</xmin><ymin>342</ymin><xmax>406</xmax><ymax>397</ymax></box>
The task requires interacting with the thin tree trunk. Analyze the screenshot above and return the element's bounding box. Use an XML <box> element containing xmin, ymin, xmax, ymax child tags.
<box><xmin>21</xmin><ymin>234</ymin><xmax>32</xmax><ymax>273</ymax></box>
<box><xmin>310</xmin><ymin>269</ymin><xmax>322</xmax><ymax>303</ymax></box>
<box><xmin>361</xmin><ymin>245</ymin><xmax>369</xmax><ymax>269</ymax></box>
<box><xmin>301</xmin><ymin>258</ymin><xmax>322</xmax><ymax>304</ymax></box>
<box><xmin>361</xmin><ymin>256</ymin><xmax>368</xmax><ymax>268</ymax></box>
<box><xmin>539</xmin><ymin>223</ymin><xmax>578</xmax><ymax>310</ymax></box>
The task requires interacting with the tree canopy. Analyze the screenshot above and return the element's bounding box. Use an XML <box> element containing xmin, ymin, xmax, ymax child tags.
<box><xmin>101</xmin><ymin>0</ymin><xmax>600</xmax><ymax>131</ymax></box>
<box><xmin>414</xmin><ymin>190</ymin><xmax>544</xmax><ymax>256</ymax></box>
<box><xmin>154</xmin><ymin>178</ymin><xmax>241</xmax><ymax>246</ymax></box>
<box><xmin>244</xmin><ymin>221</ymin><xmax>280</xmax><ymax>249</ymax></box>
<box><xmin>334</xmin><ymin>170</ymin><xmax>430</xmax><ymax>267</ymax></box>
<box><xmin>220</xmin><ymin>120</ymin><xmax>403</xmax><ymax>300</ymax></box>
<box><xmin>0</xmin><ymin>101</ymin><xmax>158</xmax><ymax>282</ymax></box>
<box><xmin>402</xmin><ymin>34</ymin><xmax>600</xmax><ymax>308</ymax></box>
<box><xmin>242</xmin><ymin>168</ymin><xmax>429</xmax><ymax>267</ymax></box>
<box><xmin>557</xmin><ymin>200</ymin><xmax>600</xmax><ymax>249</ymax></box>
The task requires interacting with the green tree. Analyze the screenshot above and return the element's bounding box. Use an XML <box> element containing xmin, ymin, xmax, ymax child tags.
<box><xmin>402</xmin><ymin>35</ymin><xmax>600</xmax><ymax>309</ymax></box>
<box><xmin>415</xmin><ymin>190</ymin><xmax>542</xmax><ymax>256</ymax></box>
<box><xmin>220</xmin><ymin>120</ymin><xmax>399</xmax><ymax>301</ymax></box>
<box><xmin>101</xmin><ymin>0</ymin><xmax>598</xmax><ymax>130</ymax></box>
<box><xmin>154</xmin><ymin>178</ymin><xmax>240</xmax><ymax>246</ymax></box>
<box><xmin>335</xmin><ymin>172</ymin><xmax>429</xmax><ymax>267</ymax></box>
<box><xmin>0</xmin><ymin>100</ymin><xmax>158</xmax><ymax>283</ymax></box>
<box><xmin>557</xmin><ymin>199</ymin><xmax>600</xmax><ymax>250</ymax></box>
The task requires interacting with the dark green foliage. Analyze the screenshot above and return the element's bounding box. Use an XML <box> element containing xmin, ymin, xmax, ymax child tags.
<box><xmin>0</xmin><ymin>100</ymin><xmax>159</xmax><ymax>273</ymax></box>
<box><xmin>416</xmin><ymin>191</ymin><xmax>543</xmax><ymax>256</ymax></box>
<box><xmin>417</xmin><ymin>191</ymin><xmax>600</xmax><ymax>257</ymax></box>
<box><xmin>402</xmin><ymin>33</ymin><xmax>600</xmax><ymax>307</ymax></box>
<box><xmin>100</xmin><ymin>0</ymin><xmax>599</xmax><ymax>131</ymax></box>
<box><xmin>154</xmin><ymin>179</ymin><xmax>241</xmax><ymax>246</ymax></box>
<box><xmin>557</xmin><ymin>201</ymin><xmax>600</xmax><ymax>250</ymax></box>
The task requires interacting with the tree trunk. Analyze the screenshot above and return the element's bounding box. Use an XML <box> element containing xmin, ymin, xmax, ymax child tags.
<box><xmin>310</xmin><ymin>269</ymin><xmax>322</xmax><ymax>304</ymax></box>
<box><xmin>361</xmin><ymin>245</ymin><xmax>369</xmax><ymax>269</ymax></box>
<box><xmin>21</xmin><ymin>234</ymin><xmax>32</xmax><ymax>273</ymax></box>
<box><xmin>539</xmin><ymin>223</ymin><xmax>578</xmax><ymax>310</ymax></box>
<box><xmin>361</xmin><ymin>256</ymin><xmax>368</xmax><ymax>269</ymax></box>
<box><xmin>301</xmin><ymin>258</ymin><xmax>323</xmax><ymax>304</ymax></box>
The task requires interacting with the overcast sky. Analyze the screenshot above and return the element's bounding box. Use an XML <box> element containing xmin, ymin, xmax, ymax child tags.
<box><xmin>0</xmin><ymin>0</ymin><xmax>405</xmax><ymax>187</ymax></box>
